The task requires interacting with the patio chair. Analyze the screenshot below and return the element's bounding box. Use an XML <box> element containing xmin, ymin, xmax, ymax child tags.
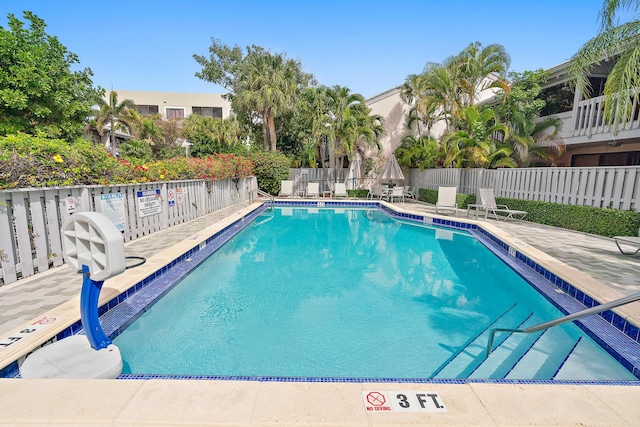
<box><xmin>367</xmin><ymin>185</ymin><xmax>383</xmax><ymax>200</ymax></box>
<box><xmin>404</xmin><ymin>186</ymin><xmax>417</xmax><ymax>200</ymax></box>
<box><xmin>278</xmin><ymin>180</ymin><xmax>293</xmax><ymax>197</ymax></box>
<box><xmin>389</xmin><ymin>186</ymin><xmax>405</xmax><ymax>203</ymax></box>
<box><xmin>333</xmin><ymin>182</ymin><xmax>348</xmax><ymax>198</ymax></box>
<box><xmin>613</xmin><ymin>229</ymin><xmax>640</xmax><ymax>255</ymax></box>
<box><xmin>305</xmin><ymin>182</ymin><xmax>320</xmax><ymax>198</ymax></box>
<box><xmin>435</xmin><ymin>186</ymin><xmax>458</xmax><ymax>215</ymax></box>
<box><xmin>477</xmin><ymin>188</ymin><xmax>527</xmax><ymax>221</ymax></box>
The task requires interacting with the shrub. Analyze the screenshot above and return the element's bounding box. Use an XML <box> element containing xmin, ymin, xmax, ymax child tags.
<box><xmin>417</xmin><ymin>188</ymin><xmax>476</xmax><ymax>208</ymax></box>
<box><xmin>249</xmin><ymin>151</ymin><xmax>291</xmax><ymax>194</ymax></box>
<box><xmin>0</xmin><ymin>133</ymin><xmax>129</xmax><ymax>188</ymax></box>
<box><xmin>415</xmin><ymin>187</ymin><xmax>640</xmax><ymax>238</ymax></box>
<box><xmin>347</xmin><ymin>189</ymin><xmax>370</xmax><ymax>198</ymax></box>
<box><xmin>0</xmin><ymin>133</ymin><xmax>255</xmax><ymax>189</ymax></box>
<box><xmin>495</xmin><ymin>197</ymin><xmax>640</xmax><ymax>237</ymax></box>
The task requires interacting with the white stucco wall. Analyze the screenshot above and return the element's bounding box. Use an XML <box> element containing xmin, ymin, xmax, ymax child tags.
<box><xmin>108</xmin><ymin>90</ymin><xmax>233</xmax><ymax>120</ymax></box>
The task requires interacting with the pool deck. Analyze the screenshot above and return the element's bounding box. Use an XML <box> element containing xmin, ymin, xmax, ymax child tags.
<box><xmin>1</xmin><ymin>199</ymin><xmax>639</xmax><ymax>426</ymax></box>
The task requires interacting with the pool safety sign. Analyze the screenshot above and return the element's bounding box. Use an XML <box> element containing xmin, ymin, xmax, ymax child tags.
<box><xmin>362</xmin><ymin>390</ymin><xmax>447</xmax><ymax>413</ymax></box>
<box><xmin>99</xmin><ymin>192</ymin><xmax>126</xmax><ymax>231</ymax></box>
<box><xmin>136</xmin><ymin>189</ymin><xmax>162</xmax><ymax>217</ymax></box>
<box><xmin>0</xmin><ymin>316</ymin><xmax>59</xmax><ymax>349</ymax></box>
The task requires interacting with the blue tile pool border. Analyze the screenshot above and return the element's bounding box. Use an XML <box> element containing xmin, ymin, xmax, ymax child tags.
<box><xmin>2</xmin><ymin>200</ymin><xmax>639</xmax><ymax>382</ymax></box>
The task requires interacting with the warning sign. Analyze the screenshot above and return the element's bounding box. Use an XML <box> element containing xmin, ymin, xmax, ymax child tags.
<box><xmin>99</xmin><ymin>192</ymin><xmax>126</xmax><ymax>231</ymax></box>
<box><xmin>136</xmin><ymin>189</ymin><xmax>162</xmax><ymax>218</ymax></box>
<box><xmin>176</xmin><ymin>187</ymin><xmax>184</xmax><ymax>205</ymax></box>
<box><xmin>0</xmin><ymin>316</ymin><xmax>59</xmax><ymax>349</ymax></box>
<box><xmin>65</xmin><ymin>197</ymin><xmax>76</xmax><ymax>213</ymax></box>
<box><xmin>167</xmin><ymin>189</ymin><xmax>175</xmax><ymax>207</ymax></box>
<box><xmin>362</xmin><ymin>390</ymin><xmax>446</xmax><ymax>413</ymax></box>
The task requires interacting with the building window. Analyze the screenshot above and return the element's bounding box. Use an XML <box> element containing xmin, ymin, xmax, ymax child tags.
<box><xmin>192</xmin><ymin>106</ymin><xmax>223</xmax><ymax>118</ymax></box>
<box><xmin>136</xmin><ymin>105</ymin><xmax>158</xmax><ymax>115</ymax></box>
<box><xmin>166</xmin><ymin>108</ymin><xmax>185</xmax><ymax>119</ymax></box>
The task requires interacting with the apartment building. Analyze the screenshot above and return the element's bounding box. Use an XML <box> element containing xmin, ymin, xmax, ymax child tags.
<box><xmin>112</xmin><ymin>90</ymin><xmax>232</xmax><ymax>120</ymax></box>
<box><xmin>365</xmin><ymin>60</ymin><xmax>640</xmax><ymax>168</ymax></box>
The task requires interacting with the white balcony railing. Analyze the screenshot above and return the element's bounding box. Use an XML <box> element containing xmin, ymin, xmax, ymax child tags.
<box><xmin>573</xmin><ymin>90</ymin><xmax>640</xmax><ymax>138</ymax></box>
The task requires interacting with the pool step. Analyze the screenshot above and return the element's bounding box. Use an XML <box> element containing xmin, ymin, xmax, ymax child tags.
<box><xmin>553</xmin><ymin>337</ymin><xmax>638</xmax><ymax>381</ymax></box>
<box><xmin>504</xmin><ymin>326</ymin><xmax>576</xmax><ymax>380</ymax></box>
<box><xmin>432</xmin><ymin>304</ymin><xmax>533</xmax><ymax>379</ymax></box>
<box><xmin>467</xmin><ymin>315</ymin><xmax>544</xmax><ymax>379</ymax></box>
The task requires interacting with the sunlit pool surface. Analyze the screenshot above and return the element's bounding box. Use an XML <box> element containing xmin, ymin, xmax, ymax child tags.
<box><xmin>113</xmin><ymin>208</ymin><xmax>636</xmax><ymax>380</ymax></box>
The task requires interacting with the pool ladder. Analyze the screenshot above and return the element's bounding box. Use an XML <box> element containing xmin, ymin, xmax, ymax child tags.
<box><xmin>256</xmin><ymin>189</ymin><xmax>275</xmax><ymax>211</ymax></box>
<box><xmin>486</xmin><ymin>291</ymin><xmax>640</xmax><ymax>356</ymax></box>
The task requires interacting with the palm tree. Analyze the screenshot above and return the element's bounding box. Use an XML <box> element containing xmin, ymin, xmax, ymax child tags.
<box><xmin>569</xmin><ymin>0</ymin><xmax>640</xmax><ymax>131</ymax></box>
<box><xmin>440</xmin><ymin>106</ymin><xmax>515</xmax><ymax>168</ymax></box>
<box><xmin>507</xmin><ymin>112</ymin><xmax>564</xmax><ymax>166</ymax></box>
<box><xmin>94</xmin><ymin>91</ymin><xmax>136</xmax><ymax>156</ymax></box>
<box><xmin>456</xmin><ymin>42</ymin><xmax>511</xmax><ymax>107</ymax></box>
<box><xmin>324</xmin><ymin>86</ymin><xmax>384</xmax><ymax>171</ymax></box>
<box><xmin>395</xmin><ymin>134</ymin><xmax>439</xmax><ymax>170</ymax></box>
<box><xmin>232</xmin><ymin>49</ymin><xmax>311</xmax><ymax>151</ymax></box>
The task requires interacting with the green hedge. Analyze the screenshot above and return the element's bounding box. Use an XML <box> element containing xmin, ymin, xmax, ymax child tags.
<box><xmin>494</xmin><ymin>197</ymin><xmax>640</xmax><ymax>238</ymax></box>
<box><xmin>417</xmin><ymin>188</ymin><xmax>476</xmax><ymax>209</ymax></box>
<box><xmin>347</xmin><ymin>189</ymin><xmax>370</xmax><ymax>198</ymax></box>
<box><xmin>416</xmin><ymin>188</ymin><xmax>640</xmax><ymax>238</ymax></box>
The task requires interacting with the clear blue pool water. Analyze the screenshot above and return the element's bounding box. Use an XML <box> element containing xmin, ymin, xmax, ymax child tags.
<box><xmin>114</xmin><ymin>207</ymin><xmax>636</xmax><ymax>380</ymax></box>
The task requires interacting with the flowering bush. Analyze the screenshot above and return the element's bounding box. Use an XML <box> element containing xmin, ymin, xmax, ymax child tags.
<box><xmin>249</xmin><ymin>151</ymin><xmax>291</xmax><ymax>194</ymax></box>
<box><xmin>0</xmin><ymin>133</ymin><xmax>130</xmax><ymax>188</ymax></box>
<box><xmin>0</xmin><ymin>134</ymin><xmax>255</xmax><ymax>189</ymax></box>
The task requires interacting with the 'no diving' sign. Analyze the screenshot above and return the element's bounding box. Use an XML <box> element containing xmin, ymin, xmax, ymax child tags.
<box><xmin>362</xmin><ymin>390</ymin><xmax>447</xmax><ymax>413</ymax></box>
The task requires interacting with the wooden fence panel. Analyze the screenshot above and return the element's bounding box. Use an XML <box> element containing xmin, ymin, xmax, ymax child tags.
<box><xmin>0</xmin><ymin>178</ymin><xmax>253</xmax><ymax>286</ymax></box>
<box><xmin>408</xmin><ymin>166</ymin><xmax>640</xmax><ymax>211</ymax></box>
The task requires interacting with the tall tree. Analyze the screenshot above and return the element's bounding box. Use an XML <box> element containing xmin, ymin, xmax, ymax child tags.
<box><xmin>569</xmin><ymin>0</ymin><xmax>640</xmax><ymax>130</ymax></box>
<box><xmin>456</xmin><ymin>42</ymin><xmax>511</xmax><ymax>107</ymax></box>
<box><xmin>94</xmin><ymin>91</ymin><xmax>136</xmax><ymax>156</ymax></box>
<box><xmin>194</xmin><ymin>40</ymin><xmax>313</xmax><ymax>151</ymax></box>
<box><xmin>440</xmin><ymin>106</ymin><xmax>515</xmax><ymax>168</ymax></box>
<box><xmin>0</xmin><ymin>12</ymin><xmax>101</xmax><ymax>140</ymax></box>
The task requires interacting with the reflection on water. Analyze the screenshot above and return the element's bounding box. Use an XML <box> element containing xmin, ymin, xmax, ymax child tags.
<box><xmin>115</xmin><ymin>207</ymin><xmax>565</xmax><ymax>377</ymax></box>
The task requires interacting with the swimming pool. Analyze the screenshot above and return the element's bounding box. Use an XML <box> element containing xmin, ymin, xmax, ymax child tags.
<box><xmin>112</xmin><ymin>207</ymin><xmax>637</xmax><ymax>380</ymax></box>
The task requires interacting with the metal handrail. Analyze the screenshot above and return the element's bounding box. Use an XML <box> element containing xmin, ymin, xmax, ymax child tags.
<box><xmin>486</xmin><ymin>291</ymin><xmax>640</xmax><ymax>356</ymax></box>
<box><xmin>256</xmin><ymin>189</ymin><xmax>275</xmax><ymax>211</ymax></box>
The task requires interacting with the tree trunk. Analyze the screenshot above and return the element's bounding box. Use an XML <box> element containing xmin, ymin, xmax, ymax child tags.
<box><xmin>267</xmin><ymin>114</ymin><xmax>277</xmax><ymax>151</ymax></box>
<box><xmin>110</xmin><ymin>118</ymin><xmax>117</xmax><ymax>157</ymax></box>
<box><xmin>262</xmin><ymin>121</ymin><xmax>269</xmax><ymax>151</ymax></box>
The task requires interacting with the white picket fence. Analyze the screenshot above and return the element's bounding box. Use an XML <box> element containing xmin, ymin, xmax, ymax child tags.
<box><xmin>0</xmin><ymin>177</ymin><xmax>258</xmax><ymax>286</ymax></box>
<box><xmin>408</xmin><ymin>166</ymin><xmax>640</xmax><ymax>211</ymax></box>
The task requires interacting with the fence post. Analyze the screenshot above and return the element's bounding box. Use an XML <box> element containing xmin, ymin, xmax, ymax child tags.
<box><xmin>160</xmin><ymin>182</ymin><xmax>169</xmax><ymax>230</ymax></box>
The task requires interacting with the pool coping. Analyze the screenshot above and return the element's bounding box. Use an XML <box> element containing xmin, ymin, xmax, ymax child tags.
<box><xmin>1</xmin><ymin>200</ymin><xmax>640</xmax><ymax>383</ymax></box>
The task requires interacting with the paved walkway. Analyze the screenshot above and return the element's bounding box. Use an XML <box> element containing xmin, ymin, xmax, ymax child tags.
<box><xmin>1</xmin><ymin>200</ymin><xmax>639</xmax><ymax>338</ymax></box>
<box><xmin>0</xmin><ymin>202</ymin><xmax>252</xmax><ymax>337</ymax></box>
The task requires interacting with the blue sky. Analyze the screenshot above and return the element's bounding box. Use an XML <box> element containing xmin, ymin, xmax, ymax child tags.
<box><xmin>2</xmin><ymin>1</ymin><xmax>634</xmax><ymax>99</ymax></box>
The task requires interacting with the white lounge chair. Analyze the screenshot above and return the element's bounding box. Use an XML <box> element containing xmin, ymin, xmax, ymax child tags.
<box><xmin>613</xmin><ymin>229</ymin><xmax>640</xmax><ymax>255</ymax></box>
<box><xmin>278</xmin><ymin>180</ymin><xmax>293</xmax><ymax>197</ymax></box>
<box><xmin>477</xmin><ymin>188</ymin><xmax>527</xmax><ymax>221</ymax></box>
<box><xmin>305</xmin><ymin>182</ymin><xmax>319</xmax><ymax>198</ymax></box>
<box><xmin>333</xmin><ymin>183</ymin><xmax>348</xmax><ymax>198</ymax></box>
<box><xmin>389</xmin><ymin>186</ymin><xmax>405</xmax><ymax>203</ymax></box>
<box><xmin>435</xmin><ymin>186</ymin><xmax>458</xmax><ymax>215</ymax></box>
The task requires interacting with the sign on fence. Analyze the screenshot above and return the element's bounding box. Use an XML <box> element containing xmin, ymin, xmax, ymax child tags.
<box><xmin>136</xmin><ymin>189</ymin><xmax>162</xmax><ymax>218</ymax></box>
<box><xmin>99</xmin><ymin>193</ymin><xmax>126</xmax><ymax>231</ymax></box>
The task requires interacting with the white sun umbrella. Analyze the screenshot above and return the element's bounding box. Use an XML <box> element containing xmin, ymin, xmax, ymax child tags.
<box><xmin>380</xmin><ymin>154</ymin><xmax>404</xmax><ymax>185</ymax></box>
<box><xmin>347</xmin><ymin>154</ymin><xmax>362</xmax><ymax>189</ymax></box>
